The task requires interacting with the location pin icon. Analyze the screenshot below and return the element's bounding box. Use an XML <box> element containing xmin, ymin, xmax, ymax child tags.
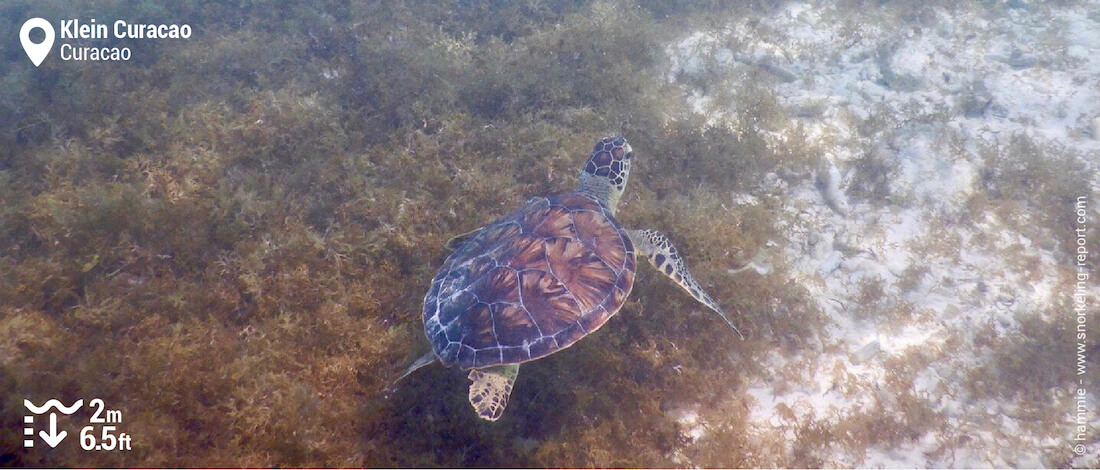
<box><xmin>20</xmin><ymin>18</ymin><xmax>55</xmax><ymax>67</ymax></box>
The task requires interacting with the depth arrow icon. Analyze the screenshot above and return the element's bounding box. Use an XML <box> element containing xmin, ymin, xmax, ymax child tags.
<box><xmin>39</xmin><ymin>413</ymin><xmax>66</xmax><ymax>448</ymax></box>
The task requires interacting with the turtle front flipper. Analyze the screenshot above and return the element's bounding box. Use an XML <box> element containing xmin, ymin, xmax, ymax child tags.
<box><xmin>627</xmin><ymin>229</ymin><xmax>744</xmax><ymax>339</ymax></box>
<box><xmin>395</xmin><ymin>351</ymin><xmax>437</xmax><ymax>384</ymax></box>
<box><xmin>467</xmin><ymin>364</ymin><xmax>519</xmax><ymax>421</ymax></box>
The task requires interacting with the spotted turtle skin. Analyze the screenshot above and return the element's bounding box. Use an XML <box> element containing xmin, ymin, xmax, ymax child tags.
<box><xmin>423</xmin><ymin>193</ymin><xmax>636</xmax><ymax>370</ymax></box>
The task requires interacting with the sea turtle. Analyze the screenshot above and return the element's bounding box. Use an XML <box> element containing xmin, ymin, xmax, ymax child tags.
<box><xmin>401</xmin><ymin>136</ymin><xmax>741</xmax><ymax>421</ymax></box>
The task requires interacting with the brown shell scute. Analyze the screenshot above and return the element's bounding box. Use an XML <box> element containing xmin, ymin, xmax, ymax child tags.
<box><xmin>423</xmin><ymin>194</ymin><xmax>636</xmax><ymax>370</ymax></box>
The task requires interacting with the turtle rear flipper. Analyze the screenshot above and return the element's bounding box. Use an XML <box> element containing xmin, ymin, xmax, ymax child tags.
<box><xmin>627</xmin><ymin>229</ymin><xmax>744</xmax><ymax>339</ymax></box>
<box><xmin>468</xmin><ymin>364</ymin><xmax>519</xmax><ymax>421</ymax></box>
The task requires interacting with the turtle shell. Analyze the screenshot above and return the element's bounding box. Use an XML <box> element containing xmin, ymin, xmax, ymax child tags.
<box><xmin>423</xmin><ymin>193</ymin><xmax>636</xmax><ymax>370</ymax></box>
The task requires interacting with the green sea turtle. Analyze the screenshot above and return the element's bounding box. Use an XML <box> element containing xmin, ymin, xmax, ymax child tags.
<box><xmin>401</xmin><ymin>136</ymin><xmax>741</xmax><ymax>421</ymax></box>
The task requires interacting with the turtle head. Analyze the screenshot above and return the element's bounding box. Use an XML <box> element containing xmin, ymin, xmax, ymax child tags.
<box><xmin>576</xmin><ymin>136</ymin><xmax>632</xmax><ymax>213</ymax></box>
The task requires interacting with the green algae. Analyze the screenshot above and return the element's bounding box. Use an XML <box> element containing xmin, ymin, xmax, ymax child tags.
<box><xmin>0</xmin><ymin>1</ymin><xmax>830</xmax><ymax>467</ymax></box>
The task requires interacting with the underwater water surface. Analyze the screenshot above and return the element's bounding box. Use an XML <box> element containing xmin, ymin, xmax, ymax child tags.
<box><xmin>1</xmin><ymin>0</ymin><xmax>1098</xmax><ymax>468</ymax></box>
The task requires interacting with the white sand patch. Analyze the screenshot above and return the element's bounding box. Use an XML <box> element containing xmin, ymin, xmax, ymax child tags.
<box><xmin>668</xmin><ymin>1</ymin><xmax>1100</xmax><ymax>466</ymax></box>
